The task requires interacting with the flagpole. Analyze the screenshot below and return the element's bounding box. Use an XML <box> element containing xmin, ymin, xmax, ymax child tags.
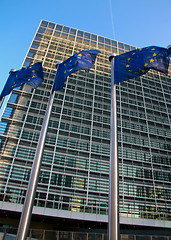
<box><xmin>108</xmin><ymin>53</ymin><xmax>119</xmax><ymax>240</ymax></box>
<box><xmin>16</xmin><ymin>62</ymin><xmax>61</xmax><ymax>240</ymax></box>
<box><xmin>0</xmin><ymin>69</ymin><xmax>16</xmax><ymax>110</ymax></box>
<box><xmin>0</xmin><ymin>96</ymin><xmax>4</xmax><ymax>109</ymax></box>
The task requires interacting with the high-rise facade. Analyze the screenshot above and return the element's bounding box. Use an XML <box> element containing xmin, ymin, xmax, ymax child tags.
<box><xmin>0</xmin><ymin>20</ymin><xmax>170</xmax><ymax>237</ymax></box>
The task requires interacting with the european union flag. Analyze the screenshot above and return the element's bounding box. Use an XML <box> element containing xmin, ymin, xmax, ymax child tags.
<box><xmin>52</xmin><ymin>49</ymin><xmax>100</xmax><ymax>91</ymax></box>
<box><xmin>114</xmin><ymin>46</ymin><xmax>170</xmax><ymax>84</ymax></box>
<box><xmin>0</xmin><ymin>62</ymin><xmax>44</xmax><ymax>100</ymax></box>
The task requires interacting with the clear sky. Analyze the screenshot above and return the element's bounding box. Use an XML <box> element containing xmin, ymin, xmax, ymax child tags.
<box><xmin>0</xmin><ymin>0</ymin><xmax>171</xmax><ymax>115</ymax></box>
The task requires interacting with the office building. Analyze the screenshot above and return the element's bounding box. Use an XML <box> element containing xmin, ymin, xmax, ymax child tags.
<box><xmin>0</xmin><ymin>20</ymin><xmax>170</xmax><ymax>238</ymax></box>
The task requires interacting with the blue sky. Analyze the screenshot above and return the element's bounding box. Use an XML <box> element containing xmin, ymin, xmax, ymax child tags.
<box><xmin>0</xmin><ymin>0</ymin><xmax>171</xmax><ymax>115</ymax></box>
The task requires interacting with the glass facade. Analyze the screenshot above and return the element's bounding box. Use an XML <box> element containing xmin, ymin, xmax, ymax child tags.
<box><xmin>0</xmin><ymin>20</ymin><xmax>170</xmax><ymax>229</ymax></box>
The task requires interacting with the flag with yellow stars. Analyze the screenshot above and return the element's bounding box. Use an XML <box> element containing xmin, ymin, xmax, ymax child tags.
<box><xmin>52</xmin><ymin>49</ymin><xmax>100</xmax><ymax>91</ymax></box>
<box><xmin>0</xmin><ymin>62</ymin><xmax>44</xmax><ymax>100</ymax></box>
<box><xmin>114</xmin><ymin>46</ymin><xmax>170</xmax><ymax>84</ymax></box>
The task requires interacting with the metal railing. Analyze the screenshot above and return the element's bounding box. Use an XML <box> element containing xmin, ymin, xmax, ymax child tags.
<box><xmin>0</xmin><ymin>229</ymin><xmax>171</xmax><ymax>240</ymax></box>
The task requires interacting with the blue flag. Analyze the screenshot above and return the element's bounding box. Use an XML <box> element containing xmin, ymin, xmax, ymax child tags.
<box><xmin>52</xmin><ymin>49</ymin><xmax>100</xmax><ymax>91</ymax></box>
<box><xmin>0</xmin><ymin>62</ymin><xmax>44</xmax><ymax>100</ymax></box>
<box><xmin>114</xmin><ymin>46</ymin><xmax>170</xmax><ymax>84</ymax></box>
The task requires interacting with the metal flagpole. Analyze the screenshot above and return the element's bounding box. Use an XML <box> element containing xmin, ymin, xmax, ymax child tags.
<box><xmin>16</xmin><ymin>62</ymin><xmax>61</xmax><ymax>240</ymax></box>
<box><xmin>0</xmin><ymin>69</ymin><xmax>16</xmax><ymax>110</ymax></box>
<box><xmin>108</xmin><ymin>53</ymin><xmax>119</xmax><ymax>240</ymax></box>
<box><xmin>0</xmin><ymin>96</ymin><xmax>4</xmax><ymax>110</ymax></box>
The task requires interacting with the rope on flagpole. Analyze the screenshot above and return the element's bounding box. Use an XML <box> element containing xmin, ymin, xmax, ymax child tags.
<box><xmin>108</xmin><ymin>0</ymin><xmax>116</xmax><ymax>39</ymax></box>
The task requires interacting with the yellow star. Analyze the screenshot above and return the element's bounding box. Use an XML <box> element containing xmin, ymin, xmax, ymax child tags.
<box><xmin>32</xmin><ymin>70</ymin><xmax>35</xmax><ymax>73</ymax></box>
<box><xmin>139</xmin><ymin>48</ymin><xmax>142</xmax><ymax>51</ymax></box>
<box><xmin>69</xmin><ymin>68</ymin><xmax>73</xmax><ymax>72</ymax></box>
<box><xmin>32</xmin><ymin>75</ymin><xmax>35</xmax><ymax>78</ymax></box>
<box><xmin>132</xmin><ymin>52</ymin><xmax>135</xmax><ymax>55</ymax></box>
<box><xmin>64</xmin><ymin>70</ymin><xmax>66</xmax><ymax>73</ymax></box>
<box><xmin>153</xmin><ymin>53</ymin><xmax>157</xmax><ymax>57</ymax></box>
<box><xmin>142</xmin><ymin>69</ymin><xmax>146</xmax><ymax>73</ymax></box>
<box><xmin>77</xmin><ymin>53</ymin><xmax>82</xmax><ymax>59</ymax></box>
<box><xmin>150</xmin><ymin>59</ymin><xmax>154</xmax><ymax>63</ymax></box>
<box><xmin>127</xmin><ymin>58</ymin><xmax>131</xmax><ymax>61</ymax></box>
<box><xmin>151</xmin><ymin>48</ymin><xmax>155</xmax><ymax>51</ymax></box>
<box><xmin>126</xmin><ymin>64</ymin><xmax>130</xmax><ymax>68</ymax></box>
<box><xmin>28</xmin><ymin>79</ymin><xmax>30</xmax><ymax>81</ymax></box>
<box><xmin>128</xmin><ymin>70</ymin><xmax>132</xmax><ymax>72</ymax></box>
<box><xmin>144</xmin><ymin>63</ymin><xmax>148</xmax><ymax>67</ymax></box>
